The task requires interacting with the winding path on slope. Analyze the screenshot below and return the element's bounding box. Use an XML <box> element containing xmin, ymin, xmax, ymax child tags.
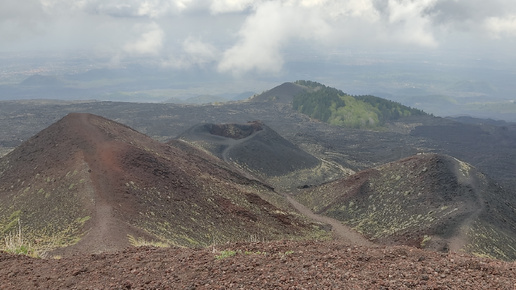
<box><xmin>57</xmin><ymin>113</ymin><xmax>133</xmax><ymax>255</ymax></box>
<box><xmin>214</xmin><ymin>127</ymin><xmax>373</xmax><ymax>247</ymax></box>
<box><xmin>447</xmin><ymin>159</ymin><xmax>485</xmax><ymax>253</ymax></box>
<box><xmin>282</xmin><ymin>193</ymin><xmax>374</xmax><ymax>247</ymax></box>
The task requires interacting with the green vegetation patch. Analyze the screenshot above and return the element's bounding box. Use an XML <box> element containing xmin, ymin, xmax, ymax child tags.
<box><xmin>0</xmin><ymin>165</ymin><xmax>93</xmax><ymax>257</ymax></box>
<box><xmin>127</xmin><ymin>234</ymin><xmax>170</xmax><ymax>248</ymax></box>
<box><xmin>464</xmin><ymin>220</ymin><xmax>516</xmax><ymax>261</ymax></box>
<box><xmin>293</xmin><ymin>80</ymin><xmax>426</xmax><ymax>129</ymax></box>
<box><xmin>214</xmin><ymin>249</ymin><xmax>269</xmax><ymax>260</ymax></box>
<box><xmin>215</xmin><ymin>250</ymin><xmax>238</xmax><ymax>259</ymax></box>
<box><xmin>1</xmin><ymin>210</ymin><xmax>22</xmax><ymax>235</ymax></box>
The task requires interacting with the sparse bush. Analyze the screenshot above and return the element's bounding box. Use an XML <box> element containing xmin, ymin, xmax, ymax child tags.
<box><xmin>2</xmin><ymin>219</ymin><xmax>38</xmax><ymax>258</ymax></box>
<box><xmin>127</xmin><ymin>235</ymin><xmax>169</xmax><ymax>248</ymax></box>
<box><xmin>215</xmin><ymin>250</ymin><xmax>237</xmax><ymax>259</ymax></box>
<box><xmin>420</xmin><ymin>235</ymin><xmax>432</xmax><ymax>248</ymax></box>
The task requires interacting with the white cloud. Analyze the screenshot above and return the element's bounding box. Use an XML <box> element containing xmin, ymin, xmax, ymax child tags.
<box><xmin>123</xmin><ymin>22</ymin><xmax>164</xmax><ymax>55</ymax></box>
<box><xmin>210</xmin><ymin>0</ymin><xmax>256</xmax><ymax>14</ymax></box>
<box><xmin>2</xmin><ymin>0</ymin><xmax>516</xmax><ymax>74</ymax></box>
<box><xmin>385</xmin><ymin>0</ymin><xmax>438</xmax><ymax>47</ymax></box>
<box><xmin>133</xmin><ymin>0</ymin><xmax>193</xmax><ymax>17</ymax></box>
<box><xmin>182</xmin><ymin>37</ymin><xmax>218</xmax><ymax>64</ymax></box>
<box><xmin>0</xmin><ymin>0</ymin><xmax>48</xmax><ymax>39</ymax></box>
<box><xmin>218</xmin><ymin>1</ymin><xmax>330</xmax><ymax>75</ymax></box>
<box><xmin>161</xmin><ymin>37</ymin><xmax>218</xmax><ymax>69</ymax></box>
<box><xmin>485</xmin><ymin>15</ymin><xmax>516</xmax><ymax>37</ymax></box>
<box><xmin>324</xmin><ymin>0</ymin><xmax>378</xmax><ymax>19</ymax></box>
<box><xmin>38</xmin><ymin>0</ymin><xmax>193</xmax><ymax>18</ymax></box>
<box><xmin>217</xmin><ymin>0</ymin><xmax>443</xmax><ymax>74</ymax></box>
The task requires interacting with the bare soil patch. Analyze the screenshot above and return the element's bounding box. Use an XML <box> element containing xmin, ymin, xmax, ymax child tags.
<box><xmin>1</xmin><ymin>240</ymin><xmax>515</xmax><ymax>289</ymax></box>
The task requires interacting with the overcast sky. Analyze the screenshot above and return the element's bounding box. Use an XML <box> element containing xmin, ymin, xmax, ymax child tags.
<box><xmin>1</xmin><ymin>0</ymin><xmax>516</xmax><ymax>76</ymax></box>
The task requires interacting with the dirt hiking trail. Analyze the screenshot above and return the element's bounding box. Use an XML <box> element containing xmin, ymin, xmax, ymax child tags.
<box><xmin>283</xmin><ymin>193</ymin><xmax>374</xmax><ymax>247</ymax></box>
<box><xmin>447</xmin><ymin>158</ymin><xmax>485</xmax><ymax>253</ymax></box>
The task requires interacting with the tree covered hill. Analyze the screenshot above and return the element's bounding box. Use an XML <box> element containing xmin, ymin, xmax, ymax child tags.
<box><xmin>293</xmin><ymin>80</ymin><xmax>427</xmax><ymax>128</ymax></box>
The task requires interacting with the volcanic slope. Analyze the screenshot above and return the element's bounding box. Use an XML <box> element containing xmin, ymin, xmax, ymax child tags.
<box><xmin>176</xmin><ymin>121</ymin><xmax>348</xmax><ymax>190</ymax></box>
<box><xmin>296</xmin><ymin>153</ymin><xmax>516</xmax><ymax>260</ymax></box>
<box><xmin>0</xmin><ymin>113</ymin><xmax>327</xmax><ymax>256</ymax></box>
<box><xmin>248</xmin><ymin>82</ymin><xmax>306</xmax><ymax>104</ymax></box>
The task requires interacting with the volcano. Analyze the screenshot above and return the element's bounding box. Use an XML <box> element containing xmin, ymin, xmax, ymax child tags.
<box><xmin>0</xmin><ymin>113</ymin><xmax>325</xmax><ymax>256</ymax></box>
<box><xmin>177</xmin><ymin>121</ymin><xmax>347</xmax><ymax>190</ymax></box>
<box><xmin>296</xmin><ymin>153</ymin><xmax>516</xmax><ymax>260</ymax></box>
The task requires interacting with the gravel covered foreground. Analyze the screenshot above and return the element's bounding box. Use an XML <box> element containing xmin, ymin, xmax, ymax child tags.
<box><xmin>1</xmin><ymin>240</ymin><xmax>515</xmax><ymax>289</ymax></box>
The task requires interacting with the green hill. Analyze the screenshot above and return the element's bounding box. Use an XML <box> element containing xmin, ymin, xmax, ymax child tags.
<box><xmin>293</xmin><ymin>80</ymin><xmax>427</xmax><ymax>129</ymax></box>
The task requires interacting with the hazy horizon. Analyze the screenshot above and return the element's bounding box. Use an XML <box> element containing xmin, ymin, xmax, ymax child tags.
<box><xmin>1</xmin><ymin>0</ymin><xmax>516</xmax><ymax>121</ymax></box>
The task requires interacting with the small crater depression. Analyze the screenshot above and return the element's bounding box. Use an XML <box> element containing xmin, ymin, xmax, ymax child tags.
<box><xmin>207</xmin><ymin>121</ymin><xmax>263</xmax><ymax>140</ymax></box>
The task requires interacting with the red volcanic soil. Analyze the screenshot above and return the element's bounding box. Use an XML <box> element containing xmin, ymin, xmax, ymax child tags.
<box><xmin>1</xmin><ymin>240</ymin><xmax>515</xmax><ymax>289</ymax></box>
<box><xmin>2</xmin><ymin>113</ymin><xmax>516</xmax><ymax>288</ymax></box>
<box><xmin>0</xmin><ymin>113</ymin><xmax>323</xmax><ymax>256</ymax></box>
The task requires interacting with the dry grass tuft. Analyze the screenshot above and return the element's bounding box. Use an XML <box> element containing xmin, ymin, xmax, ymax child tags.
<box><xmin>127</xmin><ymin>235</ymin><xmax>170</xmax><ymax>248</ymax></box>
